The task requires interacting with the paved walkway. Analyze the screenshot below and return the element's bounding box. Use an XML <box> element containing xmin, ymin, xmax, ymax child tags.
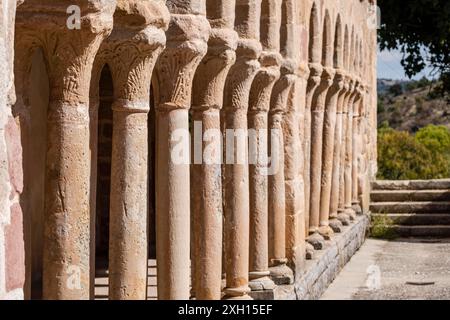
<box><xmin>321</xmin><ymin>238</ymin><xmax>450</xmax><ymax>300</ymax></box>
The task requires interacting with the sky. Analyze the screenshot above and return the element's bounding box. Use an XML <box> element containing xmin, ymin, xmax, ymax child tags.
<box><xmin>377</xmin><ymin>47</ymin><xmax>436</xmax><ymax>81</ymax></box>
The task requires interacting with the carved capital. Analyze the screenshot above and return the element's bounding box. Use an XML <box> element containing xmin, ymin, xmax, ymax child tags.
<box><xmin>270</xmin><ymin>72</ymin><xmax>296</xmax><ymax>115</ymax></box>
<box><xmin>192</xmin><ymin>27</ymin><xmax>239</xmax><ymax>111</ymax></box>
<box><xmin>329</xmin><ymin>68</ymin><xmax>346</xmax><ymax>95</ymax></box>
<box><xmin>99</xmin><ymin>0</ymin><xmax>170</xmax><ymax>108</ymax></box>
<box><xmin>307</xmin><ymin>62</ymin><xmax>323</xmax><ymax>92</ymax></box>
<box><xmin>155</xmin><ymin>13</ymin><xmax>210</xmax><ymax>111</ymax></box>
<box><xmin>223</xmin><ymin>38</ymin><xmax>262</xmax><ymax>112</ymax></box>
<box><xmin>16</xmin><ymin>0</ymin><xmax>117</xmax><ymax>104</ymax></box>
<box><xmin>249</xmin><ymin>52</ymin><xmax>281</xmax><ymax>113</ymax></box>
<box><xmin>297</xmin><ymin>61</ymin><xmax>310</xmax><ymax>80</ymax></box>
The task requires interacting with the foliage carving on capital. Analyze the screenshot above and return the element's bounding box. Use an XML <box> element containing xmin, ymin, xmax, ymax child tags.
<box><xmin>155</xmin><ymin>13</ymin><xmax>210</xmax><ymax>110</ymax></box>
<box><xmin>15</xmin><ymin>0</ymin><xmax>118</xmax><ymax>103</ymax></box>
<box><xmin>192</xmin><ymin>28</ymin><xmax>239</xmax><ymax>111</ymax></box>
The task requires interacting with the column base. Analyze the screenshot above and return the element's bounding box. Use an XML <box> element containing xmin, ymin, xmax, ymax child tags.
<box><xmin>269</xmin><ymin>263</ymin><xmax>294</xmax><ymax>285</ymax></box>
<box><xmin>344</xmin><ymin>207</ymin><xmax>357</xmax><ymax>221</ymax></box>
<box><xmin>329</xmin><ymin>218</ymin><xmax>343</xmax><ymax>233</ymax></box>
<box><xmin>223</xmin><ymin>285</ymin><xmax>252</xmax><ymax>300</ymax></box>
<box><xmin>352</xmin><ymin>203</ymin><xmax>363</xmax><ymax>215</ymax></box>
<box><xmin>305</xmin><ymin>242</ymin><xmax>315</xmax><ymax>260</ymax></box>
<box><xmin>249</xmin><ymin>273</ymin><xmax>276</xmax><ymax>291</ymax></box>
<box><xmin>318</xmin><ymin>225</ymin><xmax>334</xmax><ymax>240</ymax></box>
<box><xmin>337</xmin><ymin>211</ymin><xmax>351</xmax><ymax>225</ymax></box>
<box><xmin>307</xmin><ymin>232</ymin><xmax>325</xmax><ymax>250</ymax></box>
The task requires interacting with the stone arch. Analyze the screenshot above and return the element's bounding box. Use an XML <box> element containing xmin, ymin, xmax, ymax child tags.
<box><xmin>280</xmin><ymin>0</ymin><xmax>297</xmax><ymax>58</ymax></box>
<box><xmin>308</xmin><ymin>2</ymin><xmax>321</xmax><ymax>63</ymax></box>
<box><xmin>321</xmin><ymin>10</ymin><xmax>333</xmax><ymax>67</ymax></box>
<box><xmin>260</xmin><ymin>0</ymin><xmax>281</xmax><ymax>51</ymax></box>
<box><xmin>343</xmin><ymin>25</ymin><xmax>350</xmax><ymax>71</ymax></box>
<box><xmin>350</xmin><ymin>26</ymin><xmax>356</xmax><ymax>74</ymax></box>
<box><xmin>359</xmin><ymin>40</ymin><xmax>364</xmax><ymax>77</ymax></box>
<box><xmin>334</xmin><ymin>15</ymin><xmax>343</xmax><ymax>69</ymax></box>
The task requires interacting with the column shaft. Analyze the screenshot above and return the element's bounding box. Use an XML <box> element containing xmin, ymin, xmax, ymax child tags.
<box><xmin>308</xmin><ymin>67</ymin><xmax>334</xmax><ymax>239</ymax></box>
<box><xmin>155</xmin><ymin>8</ymin><xmax>210</xmax><ymax>299</ymax></box>
<box><xmin>318</xmin><ymin>71</ymin><xmax>344</xmax><ymax>233</ymax></box>
<box><xmin>191</xmin><ymin>17</ymin><xmax>237</xmax><ymax>299</ymax></box>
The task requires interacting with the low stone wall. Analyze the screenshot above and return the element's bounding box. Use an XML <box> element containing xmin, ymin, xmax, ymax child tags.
<box><xmin>273</xmin><ymin>214</ymin><xmax>370</xmax><ymax>300</ymax></box>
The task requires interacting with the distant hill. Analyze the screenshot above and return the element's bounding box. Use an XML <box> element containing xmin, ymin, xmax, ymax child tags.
<box><xmin>377</xmin><ymin>78</ymin><xmax>450</xmax><ymax>133</ymax></box>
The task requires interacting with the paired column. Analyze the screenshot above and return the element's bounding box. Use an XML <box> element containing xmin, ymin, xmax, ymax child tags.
<box><xmin>154</xmin><ymin>0</ymin><xmax>210</xmax><ymax>300</ymax></box>
<box><xmin>248</xmin><ymin>0</ymin><xmax>281</xmax><ymax>294</ymax></box>
<box><xmin>283</xmin><ymin>66</ymin><xmax>307</xmax><ymax>272</ymax></box>
<box><xmin>15</xmin><ymin>1</ymin><xmax>116</xmax><ymax>299</ymax></box>
<box><xmin>329</xmin><ymin>76</ymin><xmax>350</xmax><ymax>226</ymax></box>
<box><xmin>268</xmin><ymin>67</ymin><xmax>294</xmax><ymax>284</ymax></box>
<box><xmin>337</xmin><ymin>77</ymin><xmax>355</xmax><ymax>224</ymax></box>
<box><xmin>303</xmin><ymin>63</ymin><xmax>322</xmax><ymax>238</ymax></box>
<box><xmin>308</xmin><ymin>66</ymin><xmax>335</xmax><ymax>248</ymax></box>
<box><xmin>104</xmin><ymin>1</ymin><xmax>170</xmax><ymax>300</ymax></box>
<box><xmin>343</xmin><ymin>80</ymin><xmax>359</xmax><ymax>220</ymax></box>
<box><xmin>223</xmin><ymin>0</ymin><xmax>262</xmax><ymax>300</ymax></box>
<box><xmin>191</xmin><ymin>0</ymin><xmax>238</xmax><ymax>300</ymax></box>
<box><xmin>351</xmin><ymin>83</ymin><xmax>363</xmax><ymax>215</ymax></box>
<box><xmin>318</xmin><ymin>70</ymin><xmax>345</xmax><ymax>234</ymax></box>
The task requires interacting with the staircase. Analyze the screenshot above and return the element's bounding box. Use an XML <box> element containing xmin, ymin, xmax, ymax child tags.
<box><xmin>370</xmin><ymin>180</ymin><xmax>450</xmax><ymax>237</ymax></box>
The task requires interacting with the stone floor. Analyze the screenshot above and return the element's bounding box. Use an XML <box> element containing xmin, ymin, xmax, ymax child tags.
<box><xmin>321</xmin><ymin>238</ymin><xmax>450</xmax><ymax>300</ymax></box>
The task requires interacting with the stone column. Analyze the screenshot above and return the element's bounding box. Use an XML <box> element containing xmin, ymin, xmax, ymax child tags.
<box><xmin>268</xmin><ymin>67</ymin><xmax>294</xmax><ymax>284</ymax></box>
<box><xmin>104</xmin><ymin>1</ymin><xmax>169</xmax><ymax>300</ymax></box>
<box><xmin>343</xmin><ymin>80</ymin><xmax>359</xmax><ymax>220</ymax></box>
<box><xmin>191</xmin><ymin>0</ymin><xmax>238</xmax><ymax>300</ymax></box>
<box><xmin>337</xmin><ymin>76</ymin><xmax>355</xmax><ymax>225</ymax></box>
<box><xmin>329</xmin><ymin>76</ymin><xmax>350</xmax><ymax>226</ymax></box>
<box><xmin>154</xmin><ymin>0</ymin><xmax>210</xmax><ymax>300</ymax></box>
<box><xmin>283</xmin><ymin>67</ymin><xmax>307</xmax><ymax>272</ymax></box>
<box><xmin>303</xmin><ymin>63</ymin><xmax>322</xmax><ymax>238</ymax></box>
<box><xmin>222</xmin><ymin>0</ymin><xmax>261</xmax><ymax>300</ymax></box>
<box><xmin>351</xmin><ymin>84</ymin><xmax>363</xmax><ymax>215</ymax></box>
<box><xmin>15</xmin><ymin>1</ymin><xmax>116</xmax><ymax>300</ymax></box>
<box><xmin>359</xmin><ymin>85</ymin><xmax>371</xmax><ymax>214</ymax></box>
<box><xmin>319</xmin><ymin>70</ymin><xmax>345</xmax><ymax>234</ymax></box>
<box><xmin>247</xmin><ymin>0</ymin><xmax>281</xmax><ymax>295</ymax></box>
<box><xmin>308</xmin><ymin>67</ymin><xmax>335</xmax><ymax>248</ymax></box>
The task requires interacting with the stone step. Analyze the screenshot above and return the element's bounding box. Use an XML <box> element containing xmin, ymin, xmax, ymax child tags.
<box><xmin>378</xmin><ymin>225</ymin><xmax>450</xmax><ymax>237</ymax></box>
<box><xmin>372</xmin><ymin>213</ymin><xmax>450</xmax><ymax>226</ymax></box>
<box><xmin>372</xmin><ymin>179</ymin><xmax>450</xmax><ymax>191</ymax></box>
<box><xmin>369</xmin><ymin>201</ymin><xmax>450</xmax><ymax>213</ymax></box>
<box><xmin>371</xmin><ymin>190</ymin><xmax>450</xmax><ymax>202</ymax></box>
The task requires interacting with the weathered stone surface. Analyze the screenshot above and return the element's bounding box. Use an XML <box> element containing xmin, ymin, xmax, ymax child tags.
<box><xmin>372</xmin><ymin>179</ymin><xmax>450</xmax><ymax>191</ymax></box>
<box><xmin>5</xmin><ymin>204</ymin><xmax>25</xmax><ymax>292</ymax></box>
<box><xmin>3</xmin><ymin>0</ymin><xmax>378</xmax><ymax>301</ymax></box>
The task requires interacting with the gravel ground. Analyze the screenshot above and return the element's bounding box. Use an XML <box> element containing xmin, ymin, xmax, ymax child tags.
<box><xmin>321</xmin><ymin>238</ymin><xmax>450</xmax><ymax>300</ymax></box>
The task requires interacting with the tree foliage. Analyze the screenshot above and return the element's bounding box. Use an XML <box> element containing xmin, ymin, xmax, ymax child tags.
<box><xmin>378</xmin><ymin>0</ymin><xmax>450</xmax><ymax>94</ymax></box>
<box><xmin>377</xmin><ymin>125</ymin><xmax>450</xmax><ymax>180</ymax></box>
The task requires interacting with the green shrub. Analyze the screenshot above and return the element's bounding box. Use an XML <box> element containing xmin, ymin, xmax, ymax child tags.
<box><xmin>370</xmin><ymin>214</ymin><xmax>398</xmax><ymax>240</ymax></box>
<box><xmin>377</xmin><ymin>128</ymin><xmax>432</xmax><ymax>180</ymax></box>
<box><xmin>377</xmin><ymin>125</ymin><xmax>450</xmax><ymax>180</ymax></box>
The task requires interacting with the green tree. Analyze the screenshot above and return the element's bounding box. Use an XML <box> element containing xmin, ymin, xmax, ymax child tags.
<box><xmin>378</xmin><ymin>0</ymin><xmax>450</xmax><ymax>94</ymax></box>
<box><xmin>415</xmin><ymin>125</ymin><xmax>450</xmax><ymax>177</ymax></box>
<box><xmin>388</xmin><ymin>83</ymin><xmax>403</xmax><ymax>96</ymax></box>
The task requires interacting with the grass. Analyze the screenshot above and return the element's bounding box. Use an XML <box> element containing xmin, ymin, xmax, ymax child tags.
<box><xmin>370</xmin><ymin>213</ymin><xmax>399</xmax><ymax>240</ymax></box>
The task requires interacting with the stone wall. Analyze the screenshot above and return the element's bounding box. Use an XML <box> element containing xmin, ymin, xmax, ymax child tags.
<box><xmin>6</xmin><ymin>0</ymin><xmax>378</xmax><ymax>300</ymax></box>
<box><xmin>0</xmin><ymin>0</ymin><xmax>25</xmax><ymax>300</ymax></box>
